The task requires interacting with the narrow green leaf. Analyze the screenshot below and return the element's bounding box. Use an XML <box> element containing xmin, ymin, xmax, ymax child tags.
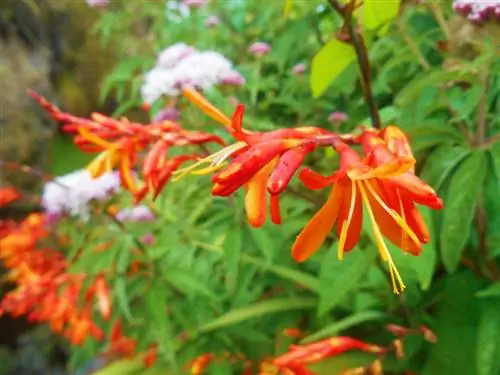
<box><xmin>311</xmin><ymin>39</ymin><xmax>356</xmax><ymax>98</ymax></box>
<box><xmin>420</xmin><ymin>145</ymin><xmax>470</xmax><ymax>192</ymax></box>
<box><xmin>301</xmin><ymin>311</ymin><xmax>386</xmax><ymax>343</ymax></box>
<box><xmin>318</xmin><ymin>249</ymin><xmax>377</xmax><ymax>316</ymax></box>
<box><xmin>476</xmin><ymin>299</ymin><xmax>500</xmax><ymax>375</ymax></box>
<box><xmin>164</xmin><ymin>269</ymin><xmax>219</xmax><ymax>300</ymax></box>
<box><xmin>359</xmin><ymin>0</ymin><xmax>401</xmax><ymax>34</ymax></box>
<box><xmin>114</xmin><ymin>245</ymin><xmax>134</xmax><ymax>321</ymax></box>
<box><xmin>409</xmin><ymin>207</ymin><xmax>436</xmax><ymax>290</ymax></box>
<box><xmin>440</xmin><ymin>151</ymin><xmax>488</xmax><ymax>272</ymax></box>
<box><xmin>224</xmin><ymin>224</ymin><xmax>242</xmax><ymax>291</ymax></box>
<box><xmin>248</xmin><ymin>227</ymin><xmax>275</xmax><ymax>262</ymax></box>
<box><xmin>240</xmin><ymin>254</ymin><xmax>320</xmax><ymax>293</ymax></box>
<box><xmin>477</xmin><ymin>282</ymin><xmax>500</xmax><ymax>298</ymax></box>
<box><xmin>199</xmin><ymin>297</ymin><xmax>316</xmax><ymax>333</ymax></box>
<box><xmin>93</xmin><ymin>358</ymin><xmax>144</xmax><ymax>375</ymax></box>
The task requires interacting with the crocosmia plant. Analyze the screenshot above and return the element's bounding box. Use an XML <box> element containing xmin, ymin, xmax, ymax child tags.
<box><xmin>1</xmin><ymin>0</ymin><xmax>499</xmax><ymax>374</ymax></box>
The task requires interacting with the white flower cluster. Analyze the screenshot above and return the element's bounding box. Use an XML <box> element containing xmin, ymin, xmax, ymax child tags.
<box><xmin>141</xmin><ymin>43</ymin><xmax>245</xmax><ymax>105</ymax></box>
<box><xmin>42</xmin><ymin>170</ymin><xmax>120</xmax><ymax>220</ymax></box>
<box><xmin>453</xmin><ymin>0</ymin><xmax>500</xmax><ymax>24</ymax></box>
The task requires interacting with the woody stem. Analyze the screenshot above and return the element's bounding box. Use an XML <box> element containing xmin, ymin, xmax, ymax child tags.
<box><xmin>328</xmin><ymin>0</ymin><xmax>381</xmax><ymax>128</ymax></box>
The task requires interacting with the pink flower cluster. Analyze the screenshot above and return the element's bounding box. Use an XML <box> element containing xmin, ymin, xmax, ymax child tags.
<box><xmin>453</xmin><ymin>0</ymin><xmax>500</xmax><ymax>25</ymax></box>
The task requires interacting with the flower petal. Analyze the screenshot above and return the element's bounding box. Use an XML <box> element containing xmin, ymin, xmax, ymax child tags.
<box><xmin>298</xmin><ymin>168</ymin><xmax>337</xmax><ymax>190</ymax></box>
<box><xmin>292</xmin><ymin>184</ymin><xmax>343</xmax><ymax>262</ymax></box>
<box><xmin>245</xmin><ymin>162</ymin><xmax>275</xmax><ymax>228</ymax></box>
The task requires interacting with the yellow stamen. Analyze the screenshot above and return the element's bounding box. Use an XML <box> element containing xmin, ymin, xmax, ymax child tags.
<box><xmin>363</xmin><ymin>181</ymin><xmax>420</xmax><ymax>247</ymax></box>
<box><xmin>338</xmin><ymin>179</ymin><xmax>357</xmax><ymax>260</ymax></box>
<box><xmin>172</xmin><ymin>142</ymin><xmax>247</xmax><ymax>181</ymax></box>
<box><xmin>358</xmin><ymin>181</ymin><xmax>406</xmax><ymax>294</ymax></box>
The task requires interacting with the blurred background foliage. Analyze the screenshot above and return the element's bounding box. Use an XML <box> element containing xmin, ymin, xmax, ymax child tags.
<box><xmin>0</xmin><ymin>0</ymin><xmax>499</xmax><ymax>374</ymax></box>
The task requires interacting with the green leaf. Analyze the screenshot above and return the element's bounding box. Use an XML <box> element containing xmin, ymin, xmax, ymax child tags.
<box><xmin>396</xmin><ymin>69</ymin><xmax>475</xmax><ymax>108</ymax></box>
<box><xmin>223</xmin><ymin>224</ymin><xmax>243</xmax><ymax>292</ymax></box>
<box><xmin>488</xmin><ymin>143</ymin><xmax>500</xmax><ymax>194</ymax></box>
<box><xmin>409</xmin><ymin>207</ymin><xmax>436</xmax><ymax>290</ymax></box>
<box><xmin>114</xmin><ymin>244</ymin><xmax>135</xmax><ymax>321</ymax></box>
<box><xmin>476</xmin><ymin>299</ymin><xmax>500</xmax><ymax>375</ymax></box>
<box><xmin>93</xmin><ymin>358</ymin><xmax>145</xmax><ymax>375</ymax></box>
<box><xmin>248</xmin><ymin>227</ymin><xmax>276</xmax><ymax>262</ymax></box>
<box><xmin>477</xmin><ymin>282</ymin><xmax>500</xmax><ymax>298</ymax></box>
<box><xmin>310</xmin><ymin>39</ymin><xmax>356</xmax><ymax>98</ymax></box>
<box><xmin>359</xmin><ymin>0</ymin><xmax>401</xmax><ymax>34</ymax></box>
<box><xmin>301</xmin><ymin>311</ymin><xmax>386</xmax><ymax>343</ymax></box>
<box><xmin>420</xmin><ymin>145</ymin><xmax>470</xmax><ymax>192</ymax></box>
<box><xmin>164</xmin><ymin>269</ymin><xmax>219</xmax><ymax>300</ymax></box>
<box><xmin>318</xmin><ymin>249</ymin><xmax>377</xmax><ymax>316</ymax></box>
<box><xmin>240</xmin><ymin>254</ymin><xmax>321</xmax><ymax>293</ymax></box>
<box><xmin>440</xmin><ymin>151</ymin><xmax>488</xmax><ymax>272</ymax></box>
<box><xmin>423</xmin><ymin>271</ymin><xmax>482</xmax><ymax>375</ymax></box>
<box><xmin>199</xmin><ymin>297</ymin><xmax>316</xmax><ymax>333</ymax></box>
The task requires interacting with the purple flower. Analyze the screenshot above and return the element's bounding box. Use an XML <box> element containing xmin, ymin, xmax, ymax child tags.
<box><xmin>205</xmin><ymin>15</ymin><xmax>220</xmax><ymax>28</ymax></box>
<box><xmin>86</xmin><ymin>0</ymin><xmax>109</xmax><ymax>8</ymax></box>
<box><xmin>116</xmin><ymin>205</ymin><xmax>156</xmax><ymax>222</ymax></box>
<box><xmin>248</xmin><ymin>42</ymin><xmax>271</xmax><ymax>57</ymax></box>
<box><xmin>291</xmin><ymin>63</ymin><xmax>306</xmax><ymax>75</ymax></box>
<box><xmin>141</xmin><ymin>233</ymin><xmax>156</xmax><ymax>245</ymax></box>
<box><xmin>222</xmin><ymin>71</ymin><xmax>246</xmax><ymax>86</ymax></box>
<box><xmin>182</xmin><ymin>0</ymin><xmax>208</xmax><ymax>8</ymax></box>
<box><xmin>328</xmin><ymin>111</ymin><xmax>348</xmax><ymax>123</ymax></box>
<box><xmin>154</xmin><ymin>107</ymin><xmax>180</xmax><ymax>122</ymax></box>
<box><xmin>452</xmin><ymin>0</ymin><xmax>500</xmax><ymax>25</ymax></box>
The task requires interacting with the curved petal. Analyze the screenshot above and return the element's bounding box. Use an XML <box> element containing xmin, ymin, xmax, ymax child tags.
<box><xmin>299</xmin><ymin>168</ymin><xmax>337</xmax><ymax>190</ymax></box>
<box><xmin>387</xmin><ymin>173</ymin><xmax>443</xmax><ymax>209</ymax></box>
<box><xmin>336</xmin><ymin>180</ymin><xmax>363</xmax><ymax>258</ymax></box>
<box><xmin>182</xmin><ymin>87</ymin><xmax>232</xmax><ymax>130</ymax></box>
<box><xmin>292</xmin><ymin>184</ymin><xmax>344</xmax><ymax>262</ymax></box>
<box><xmin>270</xmin><ymin>194</ymin><xmax>281</xmax><ymax>225</ymax></box>
<box><xmin>245</xmin><ymin>161</ymin><xmax>275</xmax><ymax>228</ymax></box>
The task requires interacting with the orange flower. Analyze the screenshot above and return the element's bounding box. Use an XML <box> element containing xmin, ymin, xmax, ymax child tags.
<box><xmin>177</xmin><ymin>88</ymin><xmax>330</xmax><ymax>227</ymax></box>
<box><xmin>190</xmin><ymin>353</ymin><xmax>214</xmax><ymax>375</ymax></box>
<box><xmin>0</xmin><ymin>187</ymin><xmax>21</xmax><ymax>207</ymax></box>
<box><xmin>273</xmin><ymin>337</ymin><xmax>383</xmax><ymax>368</ymax></box>
<box><xmin>293</xmin><ymin>134</ymin><xmax>442</xmax><ymax>294</ymax></box>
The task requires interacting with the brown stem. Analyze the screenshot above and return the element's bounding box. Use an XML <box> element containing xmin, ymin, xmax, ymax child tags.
<box><xmin>476</xmin><ymin>71</ymin><xmax>490</xmax><ymax>146</ymax></box>
<box><xmin>328</xmin><ymin>0</ymin><xmax>380</xmax><ymax>128</ymax></box>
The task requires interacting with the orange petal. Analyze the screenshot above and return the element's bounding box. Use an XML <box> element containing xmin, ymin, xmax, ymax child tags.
<box><xmin>182</xmin><ymin>87</ymin><xmax>232</xmax><ymax>130</ymax></box>
<box><xmin>299</xmin><ymin>168</ymin><xmax>336</xmax><ymax>190</ymax></box>
<box><xmin>77</xmin><ymin>127</ymin><xmax>113</xmax><ymax>149</ymax></box>
<box><xmin>245</xmin><ymin>162</ymin><xmax>274</xmax><ymax>228</ymax></box>
<box><xmin>119</xmin><ymin>154</ymin><xmax>138</xmax><ymax>193</ymax></box>
<box><xmin>231</xmin><ymin>104</ymin><xmax>247</xmax><ymax>141</ymax></box>
<box><xmin>387</xmin><ymin>173</ymin><xmax>443</xmax><ymax>209</ymax></box>
<box><xmin>336</xmin><ymin>180</ymin><xmax>363</xmax><ymax>258</ymax></box>
<box><xmin>270</xmin><ymin>194</ymin><xmax>281</xmax><ymax>225</ymax></box>
<box><xmin>292</xmin><ymin>183</ymin><xmax>344</xmax><ymax>262</ymax></box>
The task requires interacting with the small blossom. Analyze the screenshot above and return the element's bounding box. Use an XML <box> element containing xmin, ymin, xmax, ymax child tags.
<box><xmin>141</xmin><ymin>233</ymin><xmax>156</xmax><ymax>245</ymax></box>
<box><xmin>182</xmin><ymin>0</ymin><xmax>208</xmax><ymax>8</ymax></box>
<box><xmin>204</xmin><ymin>15</ymin><xmax>220</xmax><ymax>28</ymax></box>
<box><xmin>291</xmin><ymin>63</ymin><xmax>306</xmax><ymax>75</ymax></box>
<box><xmin>328</xmin><ymin>111</ymin><xmax>348</xmax><ymax>123</ymax></box>
<box><xmin>42</xmin><ymin>170</ymin><xmax>120</xmax><ymax>220</ymax></box>
<box><xmin>157</xmin><ymin>43</ymin><xmax>196</xmax><ymax>69</ymax></box>
<box><xmin>154</xmin><ymin>107</ymin><xmax>180</xmax><ymax>122</ymax></box>
<box><xmin>452</xmin><ymin>0</ymin><xmax>500</xmax><ymax>25</ymax></box>
<box><xmin>86</xmin><ymin>0</ymin><xmax>109</xmax><ymax>8</ymax></box>
<box><xmin>248</xmin><ymin>42</ymin><xmax>271</xmax><ymax>56</ymax></box>
<box><xmin>222</xmin><ymin>71</ymin><xmax>246</xmax><ymax>86</ymax></box>
<box><xmin>116</xmin><ymin>205</ymin><xmax>156</xmax><ymax>222</ymax></box>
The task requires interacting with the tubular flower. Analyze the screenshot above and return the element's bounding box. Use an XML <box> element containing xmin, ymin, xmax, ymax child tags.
<box><xmin>0</xmin><ymin>187</ymin><xmax>22</xmax><ymax>207</ymax></box>
<box><xmin>29</xmin><ymin>90</ymin><xmax>223</xmax><ymax>202</ymax></box>
<box><xmin>190</xmin><ymin>353</ymin><xmax>214</xmax><ymax>375</ymax></box>
<box><xmin>273</xmin><ymin>337</ymin><xmax>384</xmax><ymax>370</ymax></box>
<box><xmin>175</xmin><ymin>88</ymin><xmax>336</xmax><ymax>227</ymax></box>
<box><xmin>293</xmin><ymin>133</ymin><xmax>442</xmax><ymax>294</ymax></box>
